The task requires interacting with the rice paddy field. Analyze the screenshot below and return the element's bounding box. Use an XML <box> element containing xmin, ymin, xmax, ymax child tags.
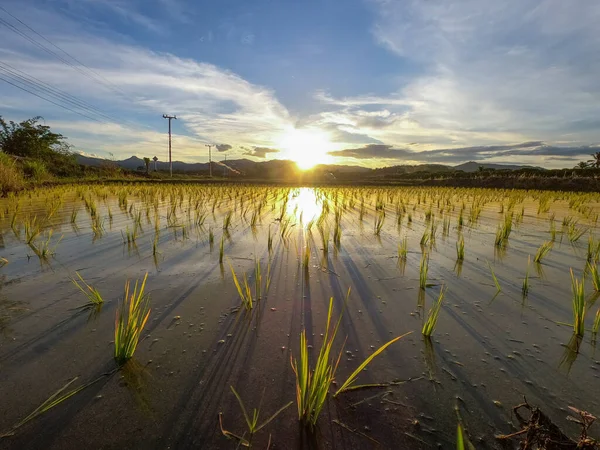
<box><xmin>0</xmin><ymin>184</ymin><xmax>599</xmax><ymax>449</ymax></box>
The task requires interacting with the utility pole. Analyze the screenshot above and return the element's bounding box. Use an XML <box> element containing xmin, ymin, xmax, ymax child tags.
<box><xmin>162</xmin><ymin>114</ymin><xmax>177</xmax><ymax>177</ymax></box>
<box><xmin>205</xmin><ymin>144</ymin><xmax>212</xmax><ymax>177</ymax></box>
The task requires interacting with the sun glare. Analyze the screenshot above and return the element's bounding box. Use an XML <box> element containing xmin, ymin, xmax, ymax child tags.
<box><xmin>279</xmin><ymin>128</ymin><xmax>334</xmax><ymax>170</ymax></box>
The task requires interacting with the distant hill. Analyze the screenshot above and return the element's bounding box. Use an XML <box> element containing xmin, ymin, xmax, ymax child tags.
<box><xmin>75</xmin><ymin>154</ymin><xmax>542</xmax><ymax>177</ymax></box>
<box><xmin>454</xmin><ymin>161</ymin><xmax>542</xmax><ymax>173</ymax></box>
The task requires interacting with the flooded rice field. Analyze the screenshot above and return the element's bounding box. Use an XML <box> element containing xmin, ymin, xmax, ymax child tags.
<box><xmin>0</xmin><ymin>184</ymin><xmax>599</xmax><ymax>449</ymax></box>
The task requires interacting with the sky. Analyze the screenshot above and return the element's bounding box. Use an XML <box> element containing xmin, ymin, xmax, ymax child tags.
<box><xmin>0</xmin><ymin>0</ymin><xmax>599</xmax><ymax>169</ymax></box>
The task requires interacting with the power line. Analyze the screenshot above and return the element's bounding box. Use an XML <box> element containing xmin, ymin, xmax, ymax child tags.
<box><xmin>0</xmin><ymin>62</ymin><xmax>126</xmax><ymax>124</ymax></box>
<box><xmin>163</xmin><ymin>114</ymin><xmax>177</xmax><ymax>177</ymax></box>
<box><xmin>0</xmin><ymin>7</ymin><xmax>156</xmax><ymax>132</ymax></box>
<box><xmin>0</xmin><ymin>5</ymin><xmax>131</xmax><ymax>99</ymax></box>
<box><xmin>0</xmin><ymin>73</ymin><xmax>107</xmax><ymax>123</ymax></box>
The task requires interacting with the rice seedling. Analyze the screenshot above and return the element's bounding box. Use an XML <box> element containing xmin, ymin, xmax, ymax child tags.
<box><xmin>209</xmin><ymin>227</ymin><xmax>214</xmax><ymax>247</ymax></box>
<box><xmin>114</xmin><ymin>273</ymin><xmax>151</xmax><ymax>365</ymax></box>
<box><xmin>71</xmin><ymin>272</ymin><xmax>103</xmax><ymax>306</ymax></box>
<box><xmin>220</xmin><ymin>387</ymin><xmax>292</xmax><ymax>447</ymax></box>
<box><xmin>398</xmin><ymin>236</ymin><xmax>408</xmax><ymax>261</ymax></box>
<box><xmin>291</xmin><ymin>296</ymin><xmax>409</xmax><ymax>427</ymax></box>
<box><xmin>23</xmin><ymin>215</ymin><xmax>41</xmax><ymax>245</ymax></box>
<box><xmin>593</xmin><ymin>307</ymin><xmax>600</xmax><ymax>335</ymax></box>
<box><xmin>587</xmin><ymin>262</ymin><xmax>600</xmax><ymax>291</ymax></box>
<box><xmin>219</xmin><ymin>235</ymin><xmax>225</xmax><ymax>264</ymax></box>
<box><xmin>230</xmin><ymin>263</ymin><xmax>253</xmax><ymax>310</ymax></box>
<box><xmin>422</xmin><ymin>287</ymin><xmax>446</xmax><ymax>337</ymax></box>
<box><xmin>456</xmin><ymin>422</ymin><xmax>465</xmax><ymax>450</ymax></box>
<box><xmin>587</xmin><ymin>235</ymin><xmax>600</xmax><ymax>264</ymax></box>
<box><xmin>70</xmin><ymin>207</ymin><xmax>78</xmax><ymax>224</ymax></box>
<box><xmin>486</xmin><ymin>261</ymin><xmax>501</xmax><ymax>293</ymax></box>
<box><xmin>533</xmin><ymin>241</ymin><xmax>553</xmax><ymax>263</ymax></box>
<box><xmin>29</xmin><ymin>230</ymin><xmax>63</xmax><ymax>260</ymax></box>
<box><xmin>318</xmin><ymin>225</ymin><xmax>329</xmax><ymax>256</ymax></box>
<box><xmin>374</xmin><ymin>209</ymin><xmax>385</xmax><ymax>236</ymax></box>
<box><xmin>0</xmin><ymin>257</ymin><xmax>8</xmax><ymax>268</ymax></box>
<box><xmin>223</xmin><ymin>211</ymin><xmax>233</xmax><ymax>231</ymax></box>
<box><xmin>568</xmin><ymin>224</ymin><xmax>588</xmax><ymax>243</ymax></box>
<box><xmin>456</xmin><ymin>234</ymin><xmax>464</xmax><ymax>261</ymax></box>
<box><xmin>419</xmin><ymin>252</ymin><xmax>429</xmax><ymax>290</ymax></box>
<box><xmin>522</xmin><ymin>256</ymin><xmax>531</xmax><ymax>297</ymax></box>
<box><xmin>442</xmin><ymin>216</ymin><xmax>450</xmax><ymax>236</ymax></box>
<box><xmin>420</xmin><ymin>230</ymin><xmax>430</xmax><ymax>247</ymax></box>
<box><xmin>570</xmin><ymin>269</ymin><xmax>586</xmax><ymax>337</ymax></box>
<box><xmin>494</xmin><ymin>213</ymin><xmax>512</xmax><ymax>247</ymax></box>
<box><xmin>0</xmin><ymin>377</ymin><xmax>94</xmax><ymax>438</ymax></box>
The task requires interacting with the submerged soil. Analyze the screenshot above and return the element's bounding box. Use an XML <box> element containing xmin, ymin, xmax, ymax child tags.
<box><xmin>0</xmin><ymin>185</ymin><xmax>598</xmax><ymax>449</ymax></box>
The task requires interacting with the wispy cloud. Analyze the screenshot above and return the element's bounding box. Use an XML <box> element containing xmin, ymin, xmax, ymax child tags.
<box><xmin>242</xmin><ymin>146</ymin><xmax>280</xmax><ymax>158</ymax></box>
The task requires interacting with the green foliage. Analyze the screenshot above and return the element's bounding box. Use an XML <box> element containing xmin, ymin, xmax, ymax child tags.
<box><xmin>114</xmin><ymin>273</ymin><xmax>151</xmax><ymax>365</ymax></box>
<box><xmin>0</xmin><ymin>152</ymin><xmax>24</xmax><ymax>195</ymax></box>
<box><xmin>570</xmin><ymin>269</ymin><xmax>586</xmax><ymax>337</ymax></box>
<box><xmin>0</xmin><ymin>116</ymin><xmax>78</xmax><ymax>177</ymax></box>
<box><xmin>422</xmin><ymin>287</ymin><xmax>446</xmax><ymax>336</ymax></box>
<box><xmin>22</xmin><ymin>160</ymin><xmax>50</xmax><ymax>182</ymax></box>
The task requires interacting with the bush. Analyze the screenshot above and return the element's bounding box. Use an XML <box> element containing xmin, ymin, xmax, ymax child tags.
<box><xmin>0</xmin><ymin>153</ymin><xmax>25</xmax><ymax>195</ymax></box>
<box><xmin>23</xmin><ymin>159</ymin><xmax>50</xmax><ymax>182</ymax></box>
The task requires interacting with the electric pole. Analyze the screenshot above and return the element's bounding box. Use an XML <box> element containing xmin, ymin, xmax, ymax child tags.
<box><xmin>205</xmin><ymin>144</ymin><xmax>212</xmax><ymax>177</ymax></box>
<box><xmin>162</xmin><ymin>114</ymin><xmax>177</xmax><ymax>177</ymax></box>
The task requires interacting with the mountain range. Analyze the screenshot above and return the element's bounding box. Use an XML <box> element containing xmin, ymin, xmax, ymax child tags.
<box><xmin>75</xmin><ymin>154</ymin><xmax>540</xmax><ymax>176</ymax></box>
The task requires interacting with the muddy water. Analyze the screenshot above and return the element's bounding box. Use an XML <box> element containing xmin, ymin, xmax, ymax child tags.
<box><xmin>0</xmin><ymin>185</ymin><xmax>598</xmax><ymax>449</ymax></box>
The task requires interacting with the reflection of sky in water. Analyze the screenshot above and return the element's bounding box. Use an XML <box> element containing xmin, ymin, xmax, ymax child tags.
<box><xmin>286</xmin><ymin>188</ymin><xmax>321</xmax><ymax>226</ymax></box>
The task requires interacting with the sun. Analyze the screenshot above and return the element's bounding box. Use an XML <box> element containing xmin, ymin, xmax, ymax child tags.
<box><xmin>278</xmin><ymin>128</ymin><xmax>334</xmax><ymax>170</ymax></box>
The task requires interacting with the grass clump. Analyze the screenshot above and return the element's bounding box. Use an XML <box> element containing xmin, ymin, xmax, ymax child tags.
<box><xmin>494</xmin><ymin>213</ymin><xmax>513</xmax><ymax>247</ymax></box>
<box><xmin>398</xmin><ymin>236</ymin><xmax>408</xmax><ymax>261</ymax></box>
<box><xmin>456</xmin><ymin>234</ymin><xmax>464</xmax><ymax>261</ymax></box>
<box><xmin>522</xmin><ymin>256</ymin><xmax>531</xmax><ymax>297</ymax></box>
<box><xmin>72</xmin><ymin>272</ymin><xmax>103</xmax><ymax>306</ymax></box>
<box><xmin>220</xmin><ymin>386</ymin><xmax>292</xmax><ymax>447</ymax></box>
<box><xmin>422</xmin><ymin>287</ymin><xmax>446</xmax><ymax>337</ymax></box>
<box><xmin>419</xmin><ymin>252</ymin><xmax>429</xmax><ymax>290</ymax></box>
<box><xmin>533</xmin><ymin>241</ymin><xmax>553</xmax><ymax>263</ymax></box>
<box><xmin>114</xmin><ymin>273</ymin><xmax>151</xmax><ymax>365</ymax></box>
<box><xmin>570</xmin><ymin>269</ymin><xmax>586</xmax><ymax>337</ymax></box>
<box><xmin>291</xmin><ymin>295</ymin><xmax>410</xmax><ymax>427</ymax></box>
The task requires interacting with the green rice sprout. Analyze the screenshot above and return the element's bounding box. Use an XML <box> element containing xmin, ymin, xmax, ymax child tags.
<box><xmin>487</xmin><ymin>261</ymin><xmax>501</xmax><ymax>292</ymax></box>
<box><xmin>568</xmin><ymin>224</ymin><xmax>588</xmax><ymax>243</ymax></box>
<box><xmin>114</xmin><ymin>273</ymin><xmax>151</xmax><ymax>365</ymax></box>
<box><xmin>0</xmin><ymin>377</ymin><xmax>92</xmax><ymax>438</ymax></box>
<box><xmin>223</xmin><ymin>211</ymin><xmax>233</xmax><ymax>231</ymax></box>
<box><xmin>72</xmin><ymin>272</ymin><xmax>103</xmax><ymax>306</ymax></box>
<box><xmin>422</xmin><ymin>287</ymin><xmax>446</xmax><ymax>337</ymax></box>
<box><xmin>588</xmin><ymin>262</ymin><xmax>600</xmax><ymax>291</ymax></box>
<box><xmin>533</xmin><ymin>241</ymin><xmax>553</xmax><ymax>263</ymax></box>
<box><xmin>374</xmin><ymin>209</ymin><xmax>385</xmax><ymax>236</ymax></box>
<box><xmin>586</xmin><ymin>234</ymin><xmax>600</xmax><ymax>264</ymax></box>
<box><xmin>419</xmin><ymin>252</ymin><xmax>429</xmax><ymax>290</ymax></box>
<box><xmin>291</xmin><ymin>295</ymin><xmax>410</xmax><ymax>427</ymax></box>
<box><xmin>230</xmin><ymin>263</ymin><xmax>253</xmax><ymax>310</ymax></box>
<box><xmin>593</xmin><ymin>307</ymin><xmax>599</xmax><ymax>335</ymax></box>
<box><xmin>494</xmin><ymin>213</ymin><xmax>513</xmax><ymax>247</ymax></box>
<box><xmin>0</xmin><ymin>257</ymin><xmax>7</xmax><ymax>268</ymax></box>
<box><xmin>29</xmin><ymin>230</ymin><xmax>63</xmax><ymax>260</ymax></box>
<box><xmin>398</xmin><ymin>236</ymin><xmax>408</xmax><ymax>261</ymax></box>
<box><xmin>220</xmin><ymin>386</ymin><xmax>292</xmax><ymax>446</ymax></box>
<box><xmin>570</xmin><ymin>269</ymin><xmax>586</xmax><ymax>337</ymax></box>
<box><xmin>457</xmin><ymin>422</ymin><xmax>465</xmax><ymax>450</ymax></box>
<box><xmin>420</xmin><ymin>230</ymin><xmax>430</xmax><ymax>247</ymax></box>
<box><xmin>23</xmin><ymin>215</ymin><xmax>41</xmax><ymax>245</ymax></box>
<box><xmin>456</xmin><ymin>235</ymin><xmax>465</xmax><ymax>261</ymax></box>
<box><xmin>522</xmin><ymin>256</ymin><xmax>531</xmax><ymax>297</ymax></box>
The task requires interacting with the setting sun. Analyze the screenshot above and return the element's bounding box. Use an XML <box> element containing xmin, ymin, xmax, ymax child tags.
<box><xmin>279</xmin><ymin>128</ymin><xmax>334</xmax><ymax>170</ymax></box>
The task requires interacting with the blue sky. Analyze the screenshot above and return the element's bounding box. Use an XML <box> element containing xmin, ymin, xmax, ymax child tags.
<box><xmin>0</xmin><ymin>0</ymin><xmax>599</xmax><ymax>168</ymax></box>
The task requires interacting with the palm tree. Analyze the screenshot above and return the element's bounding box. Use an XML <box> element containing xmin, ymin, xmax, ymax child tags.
<box><xmin>588</xmin><ymin>152</ymin><xmax>600</xmax><ymax>168</ymax></box>
<box><xmin>143</xmin><ymin>157</ymin><xmax>151</xmax><ymax>175</ymax></box>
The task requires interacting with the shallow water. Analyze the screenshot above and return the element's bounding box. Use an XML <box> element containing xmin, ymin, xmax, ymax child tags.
<box><xmin>0</xmin><ymin>184</ymin><xmax>598</xmax><ymax>449</ymax></box>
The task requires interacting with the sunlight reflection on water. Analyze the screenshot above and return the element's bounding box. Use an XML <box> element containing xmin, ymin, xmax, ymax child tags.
<box><xmin>286</xmin><ymin>188</ymin><xmax>321</xmax><ymax>227</ymax></box>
